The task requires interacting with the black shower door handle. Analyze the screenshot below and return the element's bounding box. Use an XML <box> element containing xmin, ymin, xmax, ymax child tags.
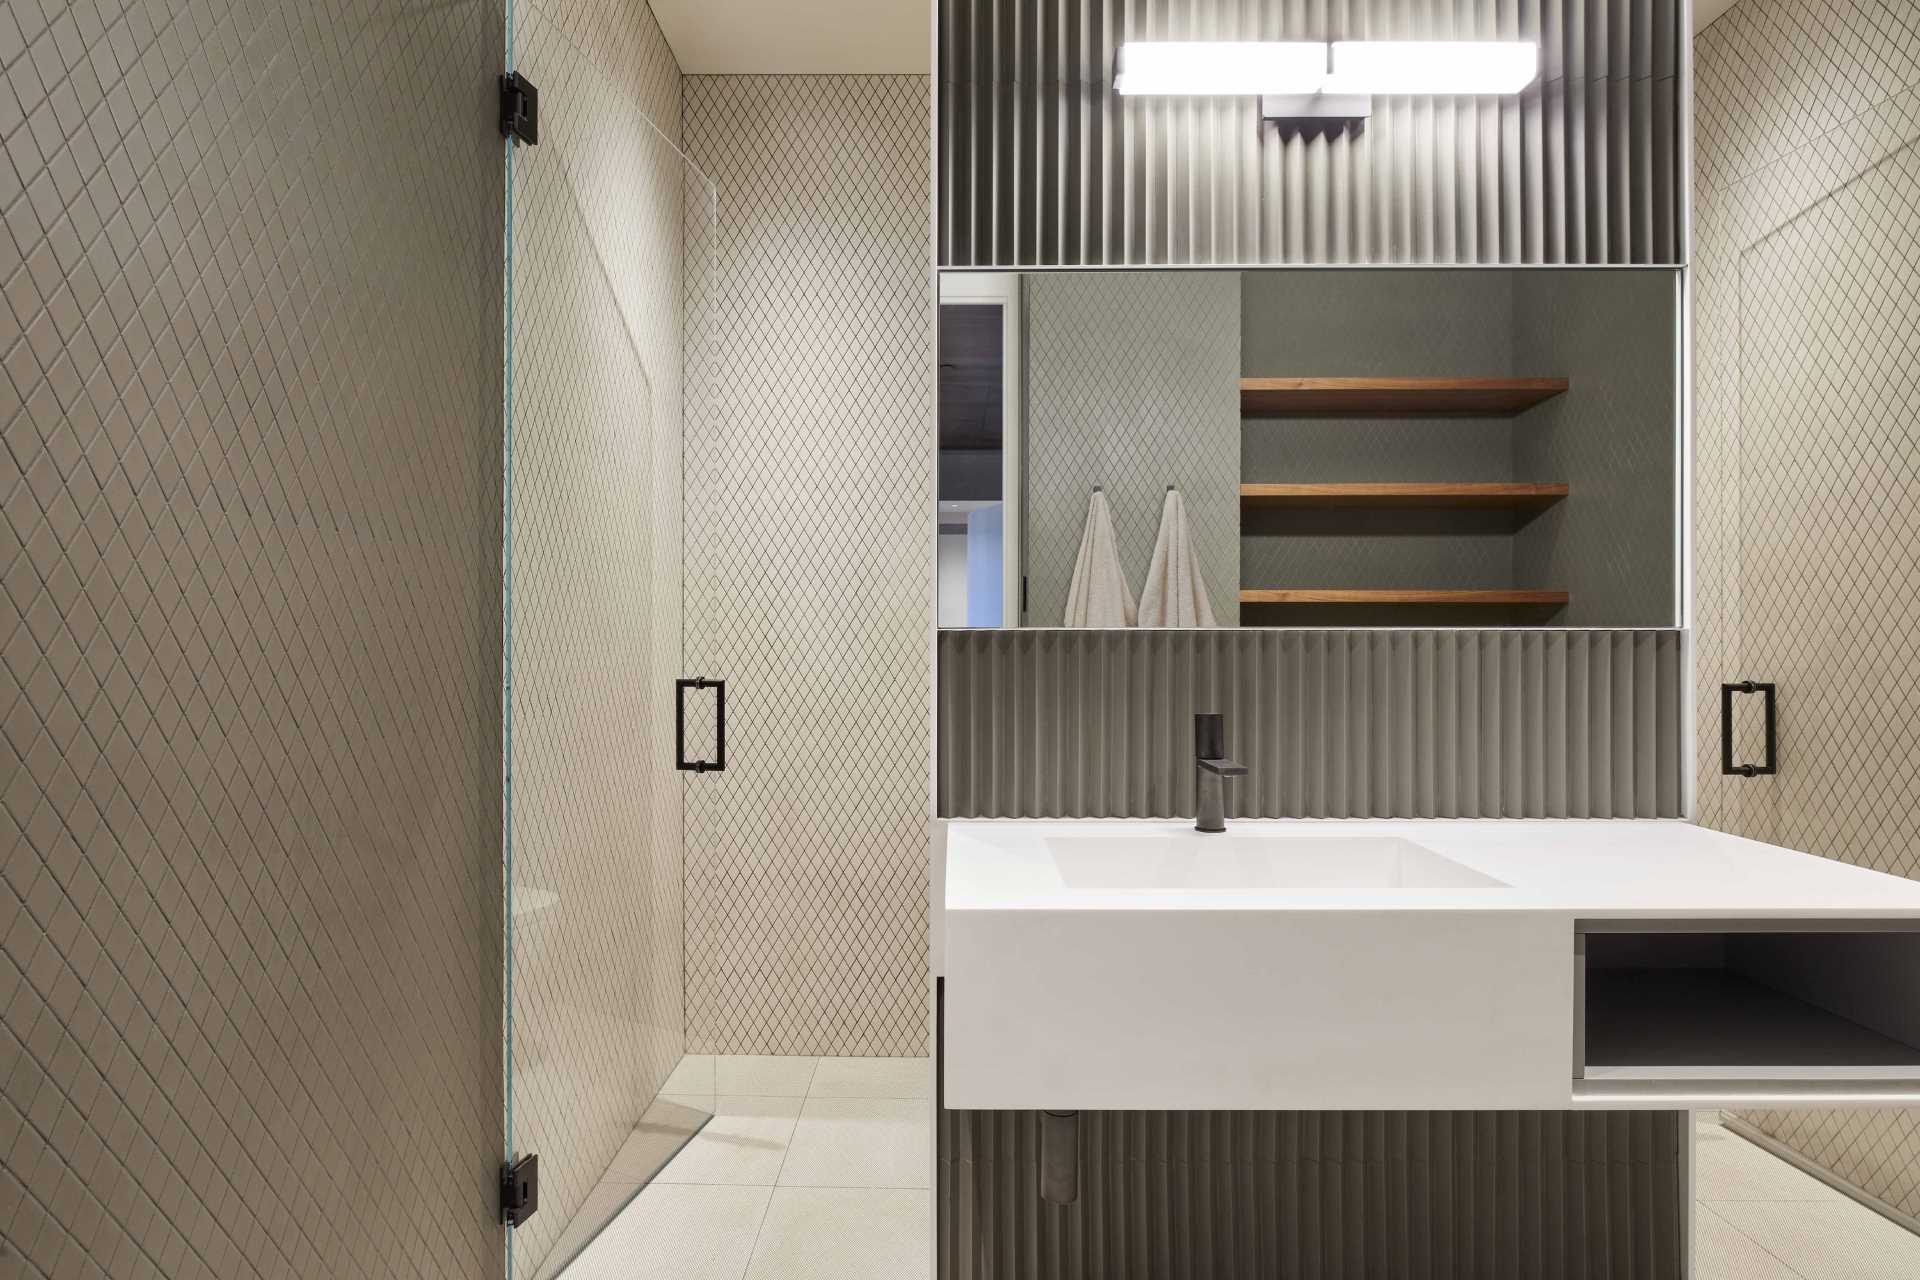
<box><xmin>676</xmin><ymin>678</ymin><xmax>726</xmax><ymax>772</ymax></box>
<box><xmin>1720</xmin><ymin>681</ymin><xmax>1776</xmax><ymax>777</ymax></box>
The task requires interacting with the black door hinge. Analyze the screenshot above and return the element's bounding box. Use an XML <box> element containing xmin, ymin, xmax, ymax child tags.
<box><xmin>501</xmin><ymin>1154</ymin><xmax>538</xmax><ymax>1226</ymax></box>
<box><xmin>500</xmin><ymin>73</ymin><xmax>538</xmax><ymax>145</ymax></box>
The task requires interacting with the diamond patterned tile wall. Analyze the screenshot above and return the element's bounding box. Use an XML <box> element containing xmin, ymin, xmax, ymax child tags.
<box><xmin>2</xmin><ymin>2</ymin><xmax>504</xmax><ymax>1279</ymax></box>
<box><xmin>681</xmin><ymin>77</ymin><xmax>934</xmax><ymax>1056</ymax></box>
<box><xmin>506</xmin><ymin>1</ymin><xmax>694</xmax><ymax>1273</ymax></box>
<box><xmin>1025</xmin><ymin>273</ymin><xmax>1239</xmax><ymax>626</ymax></box>
<box><xmin>1695</xmin><ymin>0</ymin><xmax>1920</xmax><ymax>1224</ymax></box>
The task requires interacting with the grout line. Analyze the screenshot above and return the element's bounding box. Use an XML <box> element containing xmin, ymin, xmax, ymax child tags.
<box><xmin>654</xmin><ymin>1177</ymin><xmax>784</xmax><ymax>1188</ymax></box>
<box><xmin>738</xmin><ymin>1159</ymin><xmax>793</xmax><ymax>1276</ymax></box>
<box><xmin>768</xmin><ymin>1093</ymin><xmax>804</xmax><ymax>1191</ymax></box>
<box><xmin>729</xmin><ymin>1187</ymin><xmax>779</xmax><ymax>1280</ymax></box>
<box><xmin>1696</xmin><ymin>1202</ymin><xmax>1813</xmax><ymax>1280</ymax></box>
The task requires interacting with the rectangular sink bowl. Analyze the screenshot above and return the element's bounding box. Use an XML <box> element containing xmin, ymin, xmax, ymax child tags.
<box><xmin>1045</xmin><ymin>833</ymin><xmax>1509</xmax><ymax>891</ymax></box>
<box><xmin>943</xmin><ymin>821</ymin><xmax>1564</xmax><ymax>1111</ymax></box>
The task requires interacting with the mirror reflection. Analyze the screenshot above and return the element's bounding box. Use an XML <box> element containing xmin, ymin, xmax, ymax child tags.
<box><xmin>938</xmin><ymin>268</ymin><xmax>1679</xmax><ymax>629</ymax></box>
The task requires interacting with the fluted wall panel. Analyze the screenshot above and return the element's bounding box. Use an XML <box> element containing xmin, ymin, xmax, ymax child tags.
<box><xmin>938</xmin><ymin>629</ymin><xmax>1682</xmax><ymax>818</ymax></box>
<box><xmin>938</xmin><ymin>1108</ymin><xmax>1686</xmax><ymax>1280</ymax></box>
<box><xmin>938</xmin><ymin>0</ymin><xmax>1683</xmax><ymax>266</ymax></box>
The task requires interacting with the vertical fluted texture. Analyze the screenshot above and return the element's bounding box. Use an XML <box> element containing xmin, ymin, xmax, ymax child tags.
<box><xmin>937</xmin><ymin>629</ymin><xmax>1682</xmax><ymax>818</ymax></box>
<box><xmin>938</xmin><ymin>1109</ymin><xmax>1686</xmax><ymax>1279</ymax></box>
<box><xmin>938</xmin><ymin>0</ymin><xmax>1682</xmax><ymax>266</ymax></box>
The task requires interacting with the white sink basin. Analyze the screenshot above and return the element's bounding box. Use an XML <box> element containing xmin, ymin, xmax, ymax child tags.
<box><xmin>942</xmin><ymin>820</ymin><xmax>1920</xmax><ymax>1112</ymax></box>
<box><xmin>943</xmin><ymin>820</ymin><xmax>1566</xmax><ymax>1111</ymax></box>
<box><xmin>1046</xmin><ymin>833</ymin><xmax>1508</xmax><ymax>891</ymax></box>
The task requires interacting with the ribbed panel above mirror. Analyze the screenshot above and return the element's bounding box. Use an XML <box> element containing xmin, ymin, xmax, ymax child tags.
<box><xmin>938</xmin><ymin>629</ymin><xmax>1683</xmax><ymax>818</ymax></box>
<box><xmin>938</xmin><ymin>0</ymin><xmax>1683</xmax><ymax>266</ymax></box>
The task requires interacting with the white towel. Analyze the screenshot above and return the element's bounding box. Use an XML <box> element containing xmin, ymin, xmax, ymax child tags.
<box><xmin>1138</xmin><ymin>488</ymin><xmax>1218</xmax><ymax>627</ymax></box>
<box><xmin>1062</xmin><ymin>489</ymin><xmax>1137</xmax><ymax>627</ymax></box>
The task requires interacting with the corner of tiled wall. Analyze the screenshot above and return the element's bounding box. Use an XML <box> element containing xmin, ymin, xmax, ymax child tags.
<box><xmin>1694</xmin><ymin>0</ymin><xmax>1920</xmax><ymax>1221</ymax></box>
<box><xmin>503</xmin><ymin>0</ymin><xmax>695</xmax><ymax>1270</ymax></box>
<box><xmin>680</xmin><ymin>74</ymin><xmax>934</xmax><ymax>1056</ymax></box>
<box><xmin>2</xmin><ymin>0</ymin><xmax>507</xmax><ymax>1276</ymax></box>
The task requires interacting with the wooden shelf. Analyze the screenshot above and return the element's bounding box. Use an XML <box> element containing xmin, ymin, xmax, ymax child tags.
<box><xmin>1241</xmin><ymin>482</ymin><xmax>1568</xmax><ymax>509</ymax></box>
<box><xmin>1240</xmin><ymin>377</ymin><xmax>1569</xmax><ymax>417</ymax></box>
<box><xmin>1240</xmin><ymin>589</ymin><xmax>1570</xmax><ymax>607</ymax></box>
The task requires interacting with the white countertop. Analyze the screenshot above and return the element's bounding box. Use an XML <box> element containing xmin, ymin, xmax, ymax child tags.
<box><xmin>940</xmin><ymin>819</ymin><xmax>1920</xmax><ymax>1111</ymax></box>
<box><xmin>945</xmin><ymin>818</ymin><xmax>1920</xmax><ymax>919</ymax></box>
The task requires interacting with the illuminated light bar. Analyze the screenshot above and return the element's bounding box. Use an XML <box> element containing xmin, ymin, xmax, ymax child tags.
<box><xmin>1322</xmin><ymin>41</ymin><xmax>1539</xmax><ymax>95</ymax></box>
<box><xmin>1115</xmin><ymin>42</ymin><xmax>1327</xmax><ymax>96</ymax></box>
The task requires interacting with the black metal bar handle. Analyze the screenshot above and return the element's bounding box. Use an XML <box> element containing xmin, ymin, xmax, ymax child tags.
<box><xmin>675</xmin><ymin>678</ymin><xmax>727</xmax><ymax>773</ymax></box>
<box><xmin>1720</xmin><ymin>681</ymin><xmax>1777</xmax><ymax>777</ymax></box>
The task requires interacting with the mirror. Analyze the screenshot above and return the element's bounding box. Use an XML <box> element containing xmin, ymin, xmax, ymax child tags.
<box><xmin>937</xmin><ymin>268</ymin><xmax>1680</xmax><ymax>629</ymax></box>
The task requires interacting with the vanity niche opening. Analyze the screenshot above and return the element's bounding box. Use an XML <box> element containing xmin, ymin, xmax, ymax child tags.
<box><xmin>1576</xmin><ymin>922</ymin><xmax>1920</xmax><ymax>1082</ymax></box>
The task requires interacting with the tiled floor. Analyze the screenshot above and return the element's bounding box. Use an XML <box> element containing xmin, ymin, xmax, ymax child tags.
<box><xmin>552</xmin><ymin>1084</ymin><xmax>1920</xmax><ymax>1279</ymax></box>
<box><xmin>556</xmin><ymin>1055</ymin><xmax>931</xmax><ymax>1280</ymax></box>
<box><xmin>1694</xmin><ymin>1114</ymin><xmax>1920</xmax><ymax>1280</ymax></box>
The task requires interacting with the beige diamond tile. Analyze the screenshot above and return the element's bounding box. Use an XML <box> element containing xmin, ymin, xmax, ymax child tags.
<box><xmin>1697</xmin><ymin>0</ymin><xmax>1920</xmax><ymax>1222</ymax></box>
<box><xmin>681</xmin><ymin>76</ymin><xmax>932</xmax><ymax>1058</ymax></box>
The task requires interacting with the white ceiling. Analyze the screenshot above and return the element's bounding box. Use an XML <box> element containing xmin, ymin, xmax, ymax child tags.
<box><xmin>651</xmin><ymin>0</ymin><xmax>930</xmax><ymax>74</ymax></box>
<box><xmin>651</xmin><ymin>0</ymin><xmax>1731</xmax><ymax>76</ymax></box>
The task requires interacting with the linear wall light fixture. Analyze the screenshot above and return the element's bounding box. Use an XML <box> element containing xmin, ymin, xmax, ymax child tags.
<box><xmin>1324</xmin><ymin>41</ymin><xmax>1540</xmax><ymax>95</ymax></box>
<box><xmin>1116</xmin><ymin>40</ymin><xmax>1539</xmax><ymax>121</ymax></box>
<box><xmin>1114</xmin><ymin>41</ymin><xmax>1326</xmax><ymax>96</ymax></box>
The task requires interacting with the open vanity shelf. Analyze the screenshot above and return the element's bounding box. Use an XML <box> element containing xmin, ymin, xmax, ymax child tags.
<box><xmin>1576</xmin><ymin>922</ymin><xmax>1920</xmax><ymax>1088</ymax></box>
<box><xmin>1240</xmin><ymin>376</ymin><xmax>1570</xmax><ymax>417</ymax></box>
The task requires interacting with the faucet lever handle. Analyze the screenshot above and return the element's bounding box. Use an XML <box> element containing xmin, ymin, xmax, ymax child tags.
<box><xmin>1194</xmin><ymin>711</ymin><xmax>1225</xmax><ymax>760</ymax></box>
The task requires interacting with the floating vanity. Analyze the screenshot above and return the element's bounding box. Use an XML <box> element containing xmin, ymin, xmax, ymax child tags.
<box><xmin>941</xmin><ymin>820</ymin><xmax>1920</xmax><ymax>1112</ymax></box>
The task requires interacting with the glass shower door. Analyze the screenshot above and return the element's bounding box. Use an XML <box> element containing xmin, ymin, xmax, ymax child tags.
<box><xmin>502</xmin><ymin>11</ymin><xmax>717</xmax><ymax>1277</ymax></box>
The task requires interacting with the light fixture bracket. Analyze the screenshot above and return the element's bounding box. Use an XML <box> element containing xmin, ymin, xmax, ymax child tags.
<box><xmin>1262</xmin><ymin>93</ymin><xmax>1371</xmax><ymax>121</ymax></box>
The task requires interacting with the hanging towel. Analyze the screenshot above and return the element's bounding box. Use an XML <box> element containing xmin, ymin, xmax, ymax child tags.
<box><xmin>1062</xmin><ymin>489</ymin><xmax>1137</xmax><ymax>627</ymax></box>
<box><xmin>1138</xmin><ymin>487</ymin><xmax>1219</xmax><ymax>627</ymax></box>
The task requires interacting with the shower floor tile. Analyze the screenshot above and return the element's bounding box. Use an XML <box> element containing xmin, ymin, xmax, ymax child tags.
<box><xmin>555</xmin><ymin>1184</ymin><xmax>770</xmax><ymax>1280</ymax></box>
<box><xmin>545</xmin><ymin>1055</ymin><xmax>932</xmax><ymax>1279</ymax></box>
<box><xmin>554</xmin><ymin>1065</ymin><xmax>1920</xmax><ymax>1279</ymax></box>
<box><xmin>743</xmin><ymin>1188</ymin><xmax>929</xmax><ymax>1280</ymax></box>
<box><xmin>1694</xmin><ymin>1116</ymin><xmax>1920</xmax><ymax>1279</ymax></box>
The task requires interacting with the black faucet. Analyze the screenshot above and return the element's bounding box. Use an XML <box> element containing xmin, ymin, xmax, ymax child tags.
<box><xmin>1193</xmin><ymin>712</ymin><xmax>1248</xmax><ymax>833</ymax></box>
